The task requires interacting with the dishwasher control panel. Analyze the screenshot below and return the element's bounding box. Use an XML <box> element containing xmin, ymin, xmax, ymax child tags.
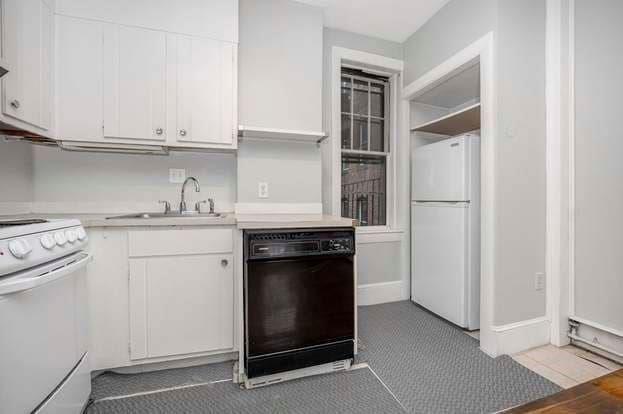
<box><xmin>245</xmin><ymin>228</ymin><xmax>355</xmax><ymax>260</ymax></box>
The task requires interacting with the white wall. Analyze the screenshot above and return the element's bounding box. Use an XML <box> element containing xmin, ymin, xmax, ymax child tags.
<box><xmin>237</xmin><ymin>0</ymin><xmax>323</xmax><ymax>205</ymax></box>
<box><xmin>403</xmin><ymin>0</ymin><xmax>548</xmax><ymax>326</ymax></box>
<box><xmin>28</xmin><ymin>146</ymin><xmax>237</xmax><ymax>212</ymax></box>
<box><xmin>0</xmin><ymin>140</ymin><xmax>34</xmax><ymax>203</ymax></box>
<box><xmin>573</xmin><ymin>0</ymin><xmax>623</xmax><ymax>332</ymax></box>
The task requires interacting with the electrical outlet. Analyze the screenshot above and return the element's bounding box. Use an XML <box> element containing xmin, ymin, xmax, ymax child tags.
<box><xmin>535</xmin><ymin>272</ymin><xmax>545</xmax><ymax>291</ymax></box>
<box><xmin>169</xmin><ymin>168</ymin><xmax>186</xmax><ymax>184</ymax></box>
<box><xmin>258</xmin><ymin>182</ymin><xmax>269</xmax><ymax>199</ymax></box>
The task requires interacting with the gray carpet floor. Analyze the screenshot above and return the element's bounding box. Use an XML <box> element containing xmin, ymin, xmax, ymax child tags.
<box><xmin>87</xmin><ymin>301</ymin><xmax>561</xmax><ymax>413</ymax></box>
<box><xmin>357</xmin><ymin>301</ymin><xmax>561</xmax><ymax>413</ymax></box>
<box><xmin>87</xmin><ymin>367</ymin><xmax>404</xmax><ymax>414</ymax></box>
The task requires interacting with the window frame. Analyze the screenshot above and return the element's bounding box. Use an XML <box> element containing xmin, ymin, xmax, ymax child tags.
<box><xmin>337</xmin><ymin>65</ymin><xmax>398</xmax><ymax>232</ymax></box>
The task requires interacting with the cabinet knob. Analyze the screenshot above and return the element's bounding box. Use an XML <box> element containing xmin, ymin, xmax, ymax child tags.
<box><xmin>221</xmin><ymin>259</ymin><xmax>229</xmax><ymax>267</ymax></box>
<box><xmin>10</xmin><ymin>100</ymin><xmax>20</xmax><ymax>109</ymax></box>
<box><xmin>179</xmin><ymin>129</ymin><xmax>187</xmax><ymax>137</ymax></box>
<box><xmin>155</xmin><ymin>128</ymin><xmax>163</xmax><ymax>136</ymax></box>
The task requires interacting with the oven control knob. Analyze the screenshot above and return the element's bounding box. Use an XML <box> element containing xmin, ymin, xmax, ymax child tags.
<box><xmin>76</xmin><ymin>227</ymin><xmax>87</xmax><ymax>241</ymax></box>
<box><xmin>40</xmin><ymin>234</ymin><xmax>56</xmax><ymax>250</ymax></box>
<box><xmin>54</xmin><ymin>232</ymin><xmax>67</xmax><ymax>246</ymax></box>
<box><xmin>9</xmin><ymin>239</ymin><xmax>32</xmax><ymax>259</ymax></box>
<box><xmin>65</xmin><ymin>230</ymin><xmax>77</xmax><ymax>244</ymax></box>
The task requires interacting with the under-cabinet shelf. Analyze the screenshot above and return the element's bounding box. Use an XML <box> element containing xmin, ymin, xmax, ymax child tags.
<box><xmin>238</xmin><ymin>125</ymin><xmax>328</xmax><ymax>144</ymax></box>
<box><xmin>411</xmin><ymin>103</ymin><xmax>481</xmax><ymax>136</ymax></box>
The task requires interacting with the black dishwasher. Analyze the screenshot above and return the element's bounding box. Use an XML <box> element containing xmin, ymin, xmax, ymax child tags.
<box><xmin>243</xmin><ymin>228</ymin><xmax>355</xmax><ymax>379</ymax></box>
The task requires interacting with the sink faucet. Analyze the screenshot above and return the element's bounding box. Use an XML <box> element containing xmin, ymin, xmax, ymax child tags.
<box><xmin>180</xmin><ymin>177</ymin><xmax>200</xmax><ymax>213</ymax></box>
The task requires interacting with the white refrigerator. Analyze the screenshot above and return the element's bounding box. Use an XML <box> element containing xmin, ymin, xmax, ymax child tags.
<box><xmin>411</xmin><ymin>133</ymin><xmax>480</xmax><ymax>330</ymax></box>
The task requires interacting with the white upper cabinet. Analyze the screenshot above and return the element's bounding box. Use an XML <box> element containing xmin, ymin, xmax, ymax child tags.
<box><xmin>173</xmin><ymin>35</ymin><xmax>235</xmax><ymax>147</ymax></box>
<box><xmin>1</xmin><ymin>0</ymin><xmax>53</xmax><ymax>134</ymax></box>
<box><xmin>103</xmin><ymin>25</ymin><xmax>167</xmax><ymax>142</ymax></box>
<box><xmin>54</xmin><ymin>2</ymin><xmax>238</xmax><ymax>150</ymax></box>
<box><xmin>55</xmin><ymin>0</ymin><xmax>238</xmax><ymax>43</ymax></box>
<box><xmin>55</xmin><ymin>15</ymin><xmax>104</xmax><ymax>141</ymax></box>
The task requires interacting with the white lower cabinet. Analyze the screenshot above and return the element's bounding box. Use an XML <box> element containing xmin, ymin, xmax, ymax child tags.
<box><xmin>85</xmin><ymin>227</ymin><xmax>235</xmax><ymax>371</ymax></box>
<box><xmin>128</xmin><ymin>254</ymin><xmax>234</xmax><ymax>360</ymax></box>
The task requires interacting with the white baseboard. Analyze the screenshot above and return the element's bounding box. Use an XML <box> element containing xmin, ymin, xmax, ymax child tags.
<box><xmin>492</xmin><ymin>316</ymin><xmax>551</xmax><ymax>355</ymax></box>
<box><xmin>358</xmin><ymin>281</ymin><xmax>407</xmax><ymax>306</ymax></box>
<box><xmin>234</xmin><ymin>203</ymin><xmax>323</xmax><ymax>215</ymax></box>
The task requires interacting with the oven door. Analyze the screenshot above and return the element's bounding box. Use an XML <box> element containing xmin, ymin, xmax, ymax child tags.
<box><xmin>245</xmin><ymin>255</ymin><xmax>355</xmax><ymax>359</ymax></box>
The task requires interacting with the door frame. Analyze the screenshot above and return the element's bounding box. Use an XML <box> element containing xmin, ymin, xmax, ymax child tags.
<box><xmin>402</xmin><ymin>32</ymin><xmax>498</xmax><ymax>356</ymax></box>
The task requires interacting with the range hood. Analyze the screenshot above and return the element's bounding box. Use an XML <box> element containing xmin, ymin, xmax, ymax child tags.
<box><xmin>0</xmin><ymin>57</ymin><xmax>9</xmax><ymax>78</ymax></box>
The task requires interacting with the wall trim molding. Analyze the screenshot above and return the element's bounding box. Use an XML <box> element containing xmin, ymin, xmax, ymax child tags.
<box><xmin>358</xmin><ymin>280</ymin><xmax>407</xmax><ymax>306</ymax></box>
<box><xmin>234</xmin><ymin>203</ymin><xmax>323</xmax><ymax>215</ymax></box>
<box><xmin>402</xmin><ymin>32</ymin><xmax>499</xmax><ymax>356</ymax></box>
<box><xmin>491</xmin><ymin>317</ymin><xmax>551</xmax><ymax>356</ymax></box>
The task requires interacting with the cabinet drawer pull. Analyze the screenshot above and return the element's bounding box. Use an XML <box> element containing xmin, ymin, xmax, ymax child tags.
<box><xmin>179</xmin><ymin>129</ymin><xmax>187</xmax><ymax>137</ymax></box>
<box><xmin>221</xmin><ymin>259</ymin><xmax>229</xmax><ymax>267</ymax></box>
<box><xmin>10</xmin><ymin>100</ymin><xmax>20</xmax><ymax>109</ymax></box>
<box><xmin>155</xmin><ymin>128</ymin><xmax>163</xmax><ymax>136</ymax></box>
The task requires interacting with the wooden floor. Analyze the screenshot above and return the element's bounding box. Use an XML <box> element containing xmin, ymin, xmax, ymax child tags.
<box><xmin>504</xmin><ymin>369</ymin><xmax>623</xmax><ymax>413</ymax></box>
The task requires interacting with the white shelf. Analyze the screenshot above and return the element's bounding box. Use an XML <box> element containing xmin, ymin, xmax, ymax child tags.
<box><xmin>411</xmin><ymin>103</ymin><xmax>480</xmax><ymax>136</ymax></box>
<box><xmin>238</xmin><ymin>125</ymin><xmax>328</xmax><ymax>144</ymax></box>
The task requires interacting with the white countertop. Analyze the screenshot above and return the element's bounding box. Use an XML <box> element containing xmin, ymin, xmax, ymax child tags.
<box><xmin>0</xmin><ymin>212</ymin><xmax>355</xmax><ymax>229</ymax></box>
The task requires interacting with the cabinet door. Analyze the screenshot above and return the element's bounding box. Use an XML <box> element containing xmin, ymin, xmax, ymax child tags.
<box><xmin>176</xmin><ymin>35</ymin><xmax>234</xmax><ymax>146</ymax></box>
<box><xmin>2</xmin><ymin>0</ymin><xmax>52</xmax><ymax>130</ymax></box>
<box><xmin>55</xmin><ymin>16</ymin><xmax>104</xmax><ymax>141</ymax></box>
<box><xmin>104</xmin><ymin>25</ymin><xmax>167</xmax><ymax>141</ymax></box>
<box><xmin>129</xmin><ymin>254</ymin><xmax>234</xmax><ymax>360</ymax></box>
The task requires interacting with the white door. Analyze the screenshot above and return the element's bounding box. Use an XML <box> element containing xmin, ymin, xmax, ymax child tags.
<box><xmin>412</xmin><ymin>136</ymin><xmax>469</xmax><ymax>201</ymax></box>
<box><xmin>103</xmin><ymin>25</ymin><xmax>167</xmax><ymax>142</ymax></box>
<box><xmin>129</xmin><ymin>254</ymin><xmax>234</xmax><ymax>360</ymax></box>
<box><xmin>2</xmin><ymin>0</ymin><xmax>52</xmax><ymax>130</ymax></box>
<box><xmin>175</xmin><ymin>35</ymin><xmax>234</xmax><ymax>145</ymax></box>
<box><xmin>411</xmin><ymin>202</ymin><xmax>468</xmax><ymax>327</ymax></box>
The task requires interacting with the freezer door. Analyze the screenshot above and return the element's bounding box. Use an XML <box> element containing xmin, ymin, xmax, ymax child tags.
<box><xmin>412</xmin><ymin>136</ymin><xmax>469</xmax><ymax>201</ymax></box>
<box><xmin>411</xmin><ymin>202</ymin><xmax>468</xmax><ymax>327</ymax></box>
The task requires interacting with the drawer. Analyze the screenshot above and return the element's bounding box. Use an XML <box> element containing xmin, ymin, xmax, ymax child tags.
<box><xmin>128</xmin><ymin>228</ymin><xmax>233</xmax><ymax>257</ymax></box>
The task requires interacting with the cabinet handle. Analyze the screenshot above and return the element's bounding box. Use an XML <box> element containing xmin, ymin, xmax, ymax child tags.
<box><xmin>179</xmin><ymin>129</ymin><xmax>187</xmax><ymax>137</ymax></box>
<box><xmin>10</xmin><ymin>100</ymin><xmax>20</xmax><ymax>110</ymax></box>
<box><xmin>155</xmin><ymin>128</ymin><xmax>163</xmax><ymax>136</ymax></box>
<box><xmin>221</xmin><ymin>259</ymin><xmax>229</xmax><ymax>267</ymax></box>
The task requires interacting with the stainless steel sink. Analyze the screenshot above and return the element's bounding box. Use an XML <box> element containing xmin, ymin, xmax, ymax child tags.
<box><xmin>106</xmin><ymin>212</ymin><xmax>223</xmax><ymax>220</ymax></box>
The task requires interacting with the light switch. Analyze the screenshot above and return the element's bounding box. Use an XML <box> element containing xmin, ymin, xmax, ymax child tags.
<box><xmin>258</xmin><ymin>182</ymin><xmax>269</xmax><ymax>198</ymax></box>
<box><xmin>169</xmin><ymin>169</ymin><xmax>186</xmax><ymax>184</ymax></box>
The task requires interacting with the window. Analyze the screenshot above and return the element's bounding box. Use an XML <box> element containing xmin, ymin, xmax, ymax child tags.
<box><xmin>340</xmin><ymin>68</ymin><xmax>389</xmax><ymax>227</ymax></box>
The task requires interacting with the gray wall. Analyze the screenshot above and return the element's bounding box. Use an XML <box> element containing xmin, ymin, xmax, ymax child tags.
<box><xmin>573</xmin><ymin>0</ymin><xmax>623</xmax><ymax>331</ymax></box>
<box><xmin>403</xmin><ymin>0</ymin><xmax>547</xmax><ymax>325</ymax></box>
<box><xmin>237</xmin><ymin>0</ymin><xmax>323</xmax><ymax>204</ymax></box>
<box><xmin>0</xmin><ymin>140</ymin><xmax>33</xmax><ymax>203</ymax></box>
<box><xmin>403</xmin><ymin>0</ymin><xmax>497</xmax><ymax>85</ymax></box>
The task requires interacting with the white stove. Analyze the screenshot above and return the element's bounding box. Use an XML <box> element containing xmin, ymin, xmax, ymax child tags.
<box><xmin>0</xmin><ymin>218</ymin><xmax>92</xmax><ymax>413</ymax></box>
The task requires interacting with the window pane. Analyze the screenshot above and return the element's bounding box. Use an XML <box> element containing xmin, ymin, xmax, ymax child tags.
<box><xmin>370</xmin><ymin>83</ymin><xmax>385</xmax><ymax>118</ymax></box>
<box><xmin>353</xmin><ymin>116</ymin><xmax>368</xmax><ymax>150</ymax></box>
<box><xmin>341</xmin><ymin>77</ymin><xmax>351</xmax><ymax>112</ymax></box>
<box><xmin>341</xmin><ymin>114</ymin><xmax>351</xmax><ymax>149</ymax></box>
<box><xmin>353</xmin><ymin>79</ymin><xmax>369</xmax><ymax>116</ymax></box>
<box><xmin>370</xmin><ymin>119</ymin><xmax>384</xmax><ymax>152</ymax></box>
<box><xmin>341</xmin><ymin>154</ymin><xmax>386</xmax><ymax>226</ymax></box>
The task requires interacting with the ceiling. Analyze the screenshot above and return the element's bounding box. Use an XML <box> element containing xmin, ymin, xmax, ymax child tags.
<box><xmin>294</xmin><ymin>0</ymin><xmax>450</xmax><ymax>43</ymax></box>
